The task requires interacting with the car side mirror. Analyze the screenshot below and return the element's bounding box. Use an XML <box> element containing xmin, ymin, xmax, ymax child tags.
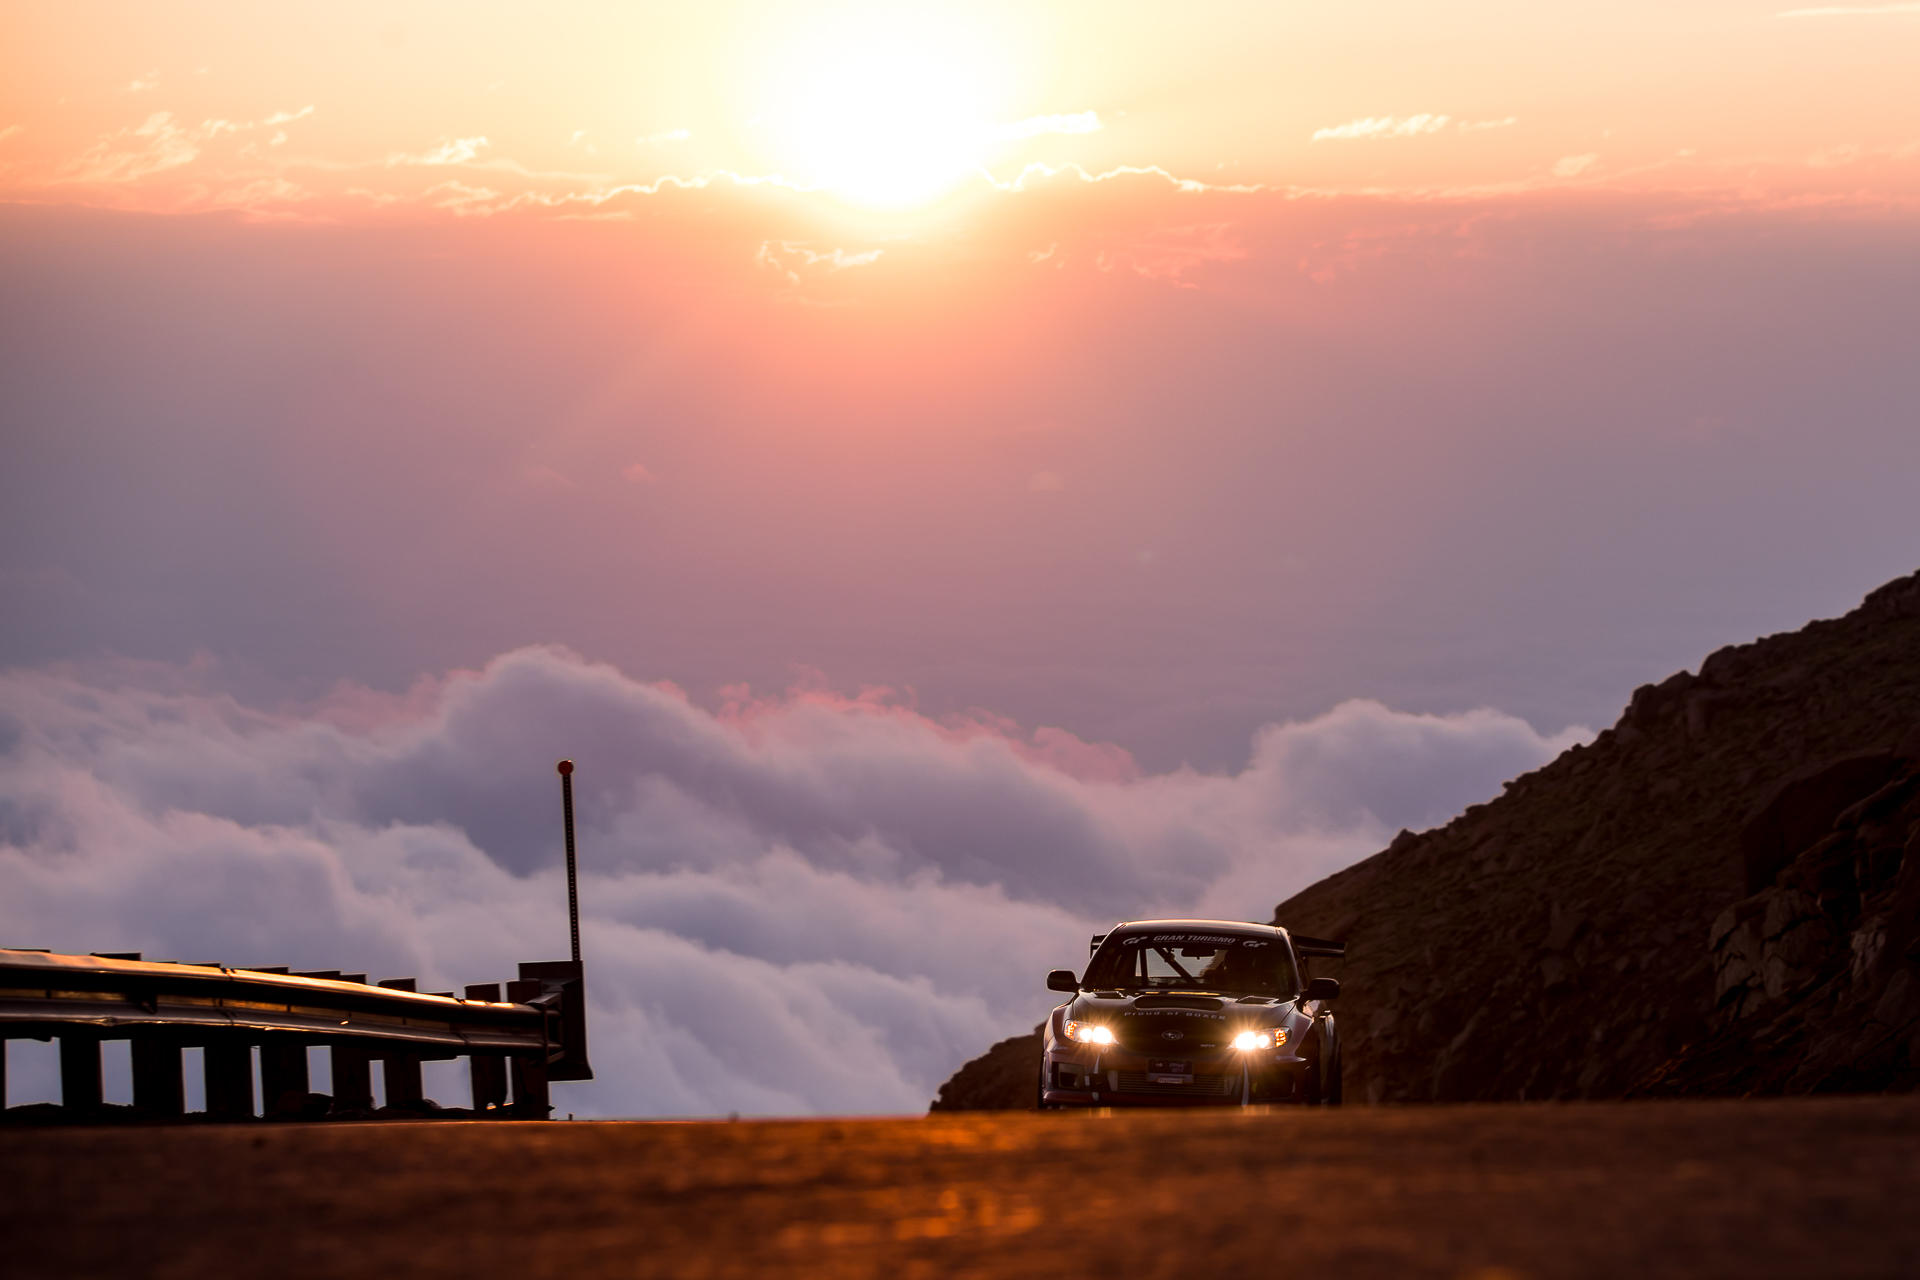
<box><xmin>1046</xmin><ymin>969</ymin><xmax>1079</xmax><ymax>993</ymax></box>
<box><xmin>1304</xmin><ymin>977</ymin><xmax>1340</xmax><ymax>1002</ymax></box>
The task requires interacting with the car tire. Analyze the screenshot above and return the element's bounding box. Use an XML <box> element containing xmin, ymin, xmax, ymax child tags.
<box><xmin>1301</xmin><ymin>1023</ymin><xmax>1340</xmax><ymax>1106</ymax></box>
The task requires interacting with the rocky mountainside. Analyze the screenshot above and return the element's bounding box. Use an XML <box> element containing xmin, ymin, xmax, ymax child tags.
<box><xmin>928</xmin><ymin>1025</ymin><xmax>1046</xmax><ymax>1112</ymax></box>
<box><xmin>931</xmin><ymin>569</ymin><xmax>1920</xmax><ymax>1110</ymax></box>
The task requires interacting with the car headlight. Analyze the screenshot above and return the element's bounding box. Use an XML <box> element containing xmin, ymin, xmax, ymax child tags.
<box><xmin>1065</xmin><ymin>1020</ymin><xmax>1116</xmax><ymax>1046</ymax></box>
<box><xmin>1232</xmin><ymin>1028</ymin><xmax>1286</xmax><ymax>1051</ymax></box>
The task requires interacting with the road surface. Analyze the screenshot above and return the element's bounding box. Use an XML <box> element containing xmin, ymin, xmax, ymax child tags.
<box><xmin>4</xmin><ymin>1096</ymin><xmax>1916</xmax><ymax>1279</ymax></box>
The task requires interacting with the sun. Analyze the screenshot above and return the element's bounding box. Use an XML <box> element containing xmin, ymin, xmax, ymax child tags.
<box><xmin>750</xmin><ymin>10</ymin><xmax>1010</xmax><ymax>210</ymax></box>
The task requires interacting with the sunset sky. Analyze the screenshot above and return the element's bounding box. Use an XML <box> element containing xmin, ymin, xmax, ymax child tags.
<box><xmin>2</xmin><ymin>1</ymin><xmax>1918</xmax><ymax>1114</ymax></box>
<box><xmin>7</xmin><ymin>0</ymin><xmax>1920</xmax><ymax>212</ymax></box>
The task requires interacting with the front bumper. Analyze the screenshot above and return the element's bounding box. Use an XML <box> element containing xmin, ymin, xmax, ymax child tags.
<box><xmin>1042</xmin><ymin>1047</ymin><xmax>1305</xmax><ymax>1107</ymax></box>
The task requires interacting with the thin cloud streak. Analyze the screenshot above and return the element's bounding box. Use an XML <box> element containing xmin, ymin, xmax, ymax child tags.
<box><xmin>56</xmin><ymin>112</ymin><xmax>206</xmax><ymax>184</ymax></box>
<box><xmin>388</xmin><ymin>136</ymin><xmax>491</xmax><ymax>167</ymax></box>
<box><xmin>1312</xmin><ymin>114</ymin><xmax>1451</xmax><ymax>143</ymax></box>
<box><xmin>756</xmin><ymin>240</ymin><xmax>885</xmax><ymax>287</ymax></box>
<box><xmin>1777</xmin><ymin>2</ymin><xmax>1920</xmax><ymax>14</ymax></box>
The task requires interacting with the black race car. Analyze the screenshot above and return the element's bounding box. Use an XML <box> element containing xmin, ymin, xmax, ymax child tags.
<box><xmin>1038</xmin><ymin>920</ymin><xmax>1343</xmax><ymax>1108</ymax></box>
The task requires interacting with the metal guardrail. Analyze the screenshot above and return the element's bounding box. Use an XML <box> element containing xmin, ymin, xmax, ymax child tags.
<box><xmin>0</xmin><ymin>949</ymin><xmax>591</xmax><ymax>1120</ymax></box>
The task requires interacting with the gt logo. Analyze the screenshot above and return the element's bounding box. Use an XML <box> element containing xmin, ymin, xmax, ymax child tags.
<box><xmin>1160</xmin><ymin>1031</ymin><xmax>1185</xmax><ymax>1041</ymax></box>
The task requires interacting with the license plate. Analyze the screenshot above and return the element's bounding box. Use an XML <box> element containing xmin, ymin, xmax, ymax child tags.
<box><xmin>1148</xmin><ymin>1059</ymin><xmax>1193</xmax><ymax>1083</ymax></box>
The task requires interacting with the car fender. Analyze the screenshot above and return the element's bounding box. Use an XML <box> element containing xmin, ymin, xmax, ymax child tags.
<box><xmin>1044</xmin><ymin>1001</ymin><xmax>1072</xmax><ymax>1051</ymax></box>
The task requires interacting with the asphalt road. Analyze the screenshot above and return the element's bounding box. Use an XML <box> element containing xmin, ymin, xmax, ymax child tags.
<box><xmin>4</xmin><ymin>1096</ymin><xmax>1916</xmax><ymax>1279</ymax></box>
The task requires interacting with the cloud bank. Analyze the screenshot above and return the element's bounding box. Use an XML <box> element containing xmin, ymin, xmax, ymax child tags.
<box><xmin>0</xmin><ymin>648</ymin><xmax>1584</xmax><ymax>1115</ymax></box>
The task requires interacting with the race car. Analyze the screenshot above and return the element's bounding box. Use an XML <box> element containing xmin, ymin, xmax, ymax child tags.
<box><xmin>1038</xmin><ymin>920</ymin><xmax>1343</xmax><ymax>1108</ymax></box>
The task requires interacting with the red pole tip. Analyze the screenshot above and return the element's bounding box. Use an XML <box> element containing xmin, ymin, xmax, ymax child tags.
<box><xmin>557</xmin><ymin>759</ymin><xmax>574</xmax><ymax>776</ymax></box>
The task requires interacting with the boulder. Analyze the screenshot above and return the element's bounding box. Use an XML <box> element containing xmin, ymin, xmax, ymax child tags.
<box><xmin>1739</xmin><ymin>753</ymin><xmax>1904</xmax><ymax>895</ymax></box>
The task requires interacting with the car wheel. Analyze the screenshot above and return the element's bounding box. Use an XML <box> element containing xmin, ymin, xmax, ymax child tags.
<box><xmin>1300</xmin><ymin>1024</ymin><xmax>1339</xmax><ymax>1106</ymax></box>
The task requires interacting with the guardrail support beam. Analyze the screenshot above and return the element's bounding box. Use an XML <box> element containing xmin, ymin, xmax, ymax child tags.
<box><xmin>331</xmin><ymin>1044</ymin><xmax>373</xmax><ymax>1111</ymax></box>
<box><xmin>132</xmin><ymin>1036</ymin><xmax>184</xmax><ymax>1115</ymax></box>
<box><xmin>205</xmin><ymin>1041</ymin><xmax>255</xmax><ymax>1117</ymax></box>
<box><xmin>511</xmin><ymin>1056</ymin><xmax>549</xmax><ymax>1116</ymax></box>
<box><xmin>59</xmin><ymin>1032</ymin><xmax>103</xmax><ymax>1111</ymax></box>
<box><xmin>260</xmin><ymin>1038</ymin><xmax>309</xmax><ymax>1113</ymax></box>
<box><xmin>383</xmin><ymin>1052</ymin><xmax>423</xmax><ymax>1106</ymax></box>
<box><xmin>469</xmin><ymin>1053</ymin><xmax>508</xmax><ymax>1110</ymax></box>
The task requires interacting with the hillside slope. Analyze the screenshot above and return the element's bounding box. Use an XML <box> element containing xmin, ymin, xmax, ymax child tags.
<box><xmin>931</xmin><ymin>569</ymin><xmax>1920</xmax><ymax>1109</ymax></box>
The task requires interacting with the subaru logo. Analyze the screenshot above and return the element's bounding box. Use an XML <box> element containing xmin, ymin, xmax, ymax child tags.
<box><xmin>1160</xmin><ymin>1031</ymin><xmax>1184</xmax><ymax>1041</ymax></box>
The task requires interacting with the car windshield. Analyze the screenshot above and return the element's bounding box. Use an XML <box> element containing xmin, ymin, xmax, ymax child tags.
<box><xmin>1082</xmin><ymin>930</ymin><xmax>1298</xmax><ymax>997</ymax></box>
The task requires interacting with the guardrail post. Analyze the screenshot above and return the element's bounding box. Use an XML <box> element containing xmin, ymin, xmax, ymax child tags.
<box><xmin>260</xmin><ymin>1038</ymin><xmax>309</xmax><ymax>1114</ymax></box>
<box><xmin>463</xmin><ymin>982</ymin><xmax>508</xmax><ymax>1111</ymax></box>
<box><xmin>503</xmin><ymin>976</ymin><xmax>553</xmax><ymax>1117</ymax></box>
<box><xmin>469</xmin><ymin>1054</ymin><xmax>508</xmax><ymax>1110</ymax></box>
<box><xmin>204</xmin><ymin>1040</ymin><xmax>255</xmax><ymax>1117</ymax></box>
<box><xmin>558</xmin><ymin>759</ymin><xmax>582</xmax><ymax>965</ymax></box>
<box><xmin>331</xmin><ymin>1044</ymin><xmax>373</xmax><ymax>1111</ymax></box>
<box><xmin>517</xmin><ymin>960</ymin><xmax>591</xmax><ymax>1081</ymax></box>
<box><xmin>383</xmin><ymin>1053</ymin><xmax>423</xmax><ymax>1106</ymax></box>
<box><xmin>510</xmin><ymin>1056</ymin><xmax>550</xmax><ymax>1116</ymax></box>
<box><xmin>59</xmin><ymin>1032</ymin><xmax>103</xmax><ymax>1111</ymax></box>
<box><xmin>132</xmin><ymin>1036</ymin><xmax>185</xmax><ymax>1116</ymax></box>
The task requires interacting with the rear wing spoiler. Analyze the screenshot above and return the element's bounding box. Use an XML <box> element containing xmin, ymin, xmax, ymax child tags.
<box><xmin>1092</xmin><ymin>930</ymin><xmax>1345</xmax><ymax>959</ymax></box>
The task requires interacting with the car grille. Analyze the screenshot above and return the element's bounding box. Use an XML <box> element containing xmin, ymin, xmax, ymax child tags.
<box><xmin>1116</xmin><ymin>1016</ymin><xmax>1225</xmax><ymax>1052</ymax></box>
<box><xmin>1115</xmin><ymin>1072</ymin><xmax>1233</xmax><ymax>1097</ymax></box>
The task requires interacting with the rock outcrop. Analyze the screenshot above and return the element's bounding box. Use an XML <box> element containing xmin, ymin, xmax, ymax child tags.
<box><xmin>928</xmin><ymin>1026</ymin><xmax>1043</xmax><ymax>1112</ymax></box>
<box><xmin>1638</xmin><ymin>743</ymin><xmax>1920</xmax><ymax>1095</ymax></box>
<box><xmin>931</xmin><ymin>568</ymin><xmax>1920</xmax><ymax>1109</ymax></box>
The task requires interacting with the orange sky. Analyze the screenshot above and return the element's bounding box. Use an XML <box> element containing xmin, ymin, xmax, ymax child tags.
<box><xmin>3</xmin><ymin>0</ymin><xmax>1919</xmax><ymax>770</ymax></box>
<box><xmin>4</xmin><ymin>0</ymin><xmax>1918</xmax><ymax>224</ymax></box>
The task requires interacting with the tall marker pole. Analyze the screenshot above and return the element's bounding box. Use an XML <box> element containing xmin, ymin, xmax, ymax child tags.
<box><xmin>557</xmin><ymin>759</ymin><xmax>581</xmax><ymax>964</ymax></box>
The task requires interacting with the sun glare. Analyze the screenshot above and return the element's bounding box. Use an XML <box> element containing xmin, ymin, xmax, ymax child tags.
<box><xmin>750</xmin><ymin>10</ymin><xmax>1012</xmax><ymax>210</ymax></box>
